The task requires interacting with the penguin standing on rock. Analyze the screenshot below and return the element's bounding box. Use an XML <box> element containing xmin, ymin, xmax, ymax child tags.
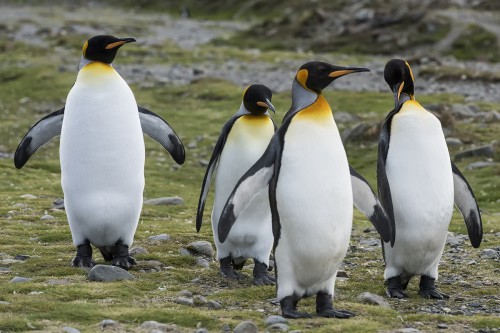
<box><xmin>14</xmin><ymin>35</ymin><xmax>185</xmax><ymax>269</ymax></box>
<box><xmin>378</xmin><ymin>59</ymin><xmax>482</xmax><ymax>299</ymax></box>
<box><xmin>196</xmin><ymin>84</ymin><xmax>276</xmax><ymax>285</ymax></box>
<box><xmin>218</xmin><ymin>62</ymin><xmax>393</xmax><ymax>318</ymax></box>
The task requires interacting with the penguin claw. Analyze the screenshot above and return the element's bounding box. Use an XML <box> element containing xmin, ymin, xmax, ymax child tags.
<box><xmin>317</xmin><ymin>308</ymin><xmax>355</xmax><ymax>319</ymax></box>
<box><xmin>387</xmin><ymin>288</ymin><xmax>408</xmax><ymax>299</ymax></box>
<box><xmin>111</xmin><ymin>256</ymin><xmax>136</xmax><ymax>270</ymax></box>
<box><xmin>71</xmin><ymin>256</ymin><xmax>95</xmax><ymax>268</ymax></box>
<box><xmin>220</xmin><ymin>267</ymin><xmax>243</xmax><ymax>280</ymax></box>
<box><xmin>252</xmin><ymin>273</ymin><xmax>276</xmax><ymax>286</ymax></box>
<box><xmin>419</xmin><ymin>288</ymin><xmax>449</xmax><ymax>299</ymax></box>
<box><xmin>282</xmin><ymin>308</ymin><xmax>312</xmax><ymax>319</ymax></box>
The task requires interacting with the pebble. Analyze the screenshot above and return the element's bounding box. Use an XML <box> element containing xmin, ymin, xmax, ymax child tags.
<box><xmin>193</xmin><ymin>295</ymin><xmax>208</xmax><ymax>306</ymax></box>
<box><xmin>437</xmin><ymin>323</ymin><xmax>448</xmax><ymax>329</ymax></box>
<box><xmin>47</xmin><ymin>279</ymin><xmax>71</xmax><ymax>285</ymax></box>
<box><xmin>266</xmin><ymin>323</ymin><xmax>289</xmax><ymax>332</ymax></box>
<box><xmin>88</xmin><ymin>265</ymin><xmax>134</xmax><ymax>282</ymax></box>
<box><xmin>179</xmin><ymin>290</ymin><xmax>193</xmax><ymax>297</ymax></box>
<box><xmin>147</xmin><ymin>234</ymin><xmax>171</xmax><ymax>242</ymax></box>
<box><xmin>470</xmin><ymin>302</ymin><xmax>481</xmax><ymax>308</ymax></box>
<box><xmin>99</xmin><ymin>319</ymin><xmax>118</xmax><ymax>329</ymax></box>
<box><xmin>144</xmin><ymin>197</ymin><xmax>184</xmax><ymax>205</ymax></box>
<box><xmin>12</xmin><ymin>203</ymin><xmax>28</xmax><ymax>209</ymax></box>
<box><xmin>175</xmin><ymin>296</ymin><xmax>194</xmax><ymax>306</ymax></box>
<box><xmin>264</xmin><ymin>315</ymin><xmax>288</xmax><ymax>326</ymax></box>
<box><xmin>20</xmin><ymin>194</ymin><xmax>37</xmax><ymax>199</ymax></box>
<box><xmin>0</xmin><ymin>267</ymin><xmax>10</xmax><ymax>273</ymax></box>
<box><xmin>186</xmin><ymin>241</ymin><xmax>214</xmax><ymax>258</ymax></box>
<box><xmin>129</xmin><ymin>247</ymin><xmax>148</xmax><ymax>255</ymax></box>
<box><xmin>52</xmin><ymin>198</ymin><xmax>65</xmax><ymax>209</ymax></box>
<box><xmin>481</xmin><ymin>248</ymin><xmax>498</xmax><ymax>259</ymax></box>
<box><xmin>396</xmin><ymin>329</ymin><xmax>420</xmax><ymax>333</ymax></box>
<box><xmin>221</xmin><ymin>323</ymin><xmax>231</xmax><ymax>332</ymax></box>
<box><xmin>454</xmin><ymin>145</ymin><xmax>495</xmax><ymax>161</ymax></box>
<box><xmin>0</xmin><ymin>301</ymin><xmax>11</xmax><ymax>305</ymax></box>
<box><xmin>357</xmin><ymin>292</ymin><xmax>390</xmax><ymax>307</ymax></box>
<box><xmin>40</xmin><ymin>214</ymin><xmax>54</xmax><ymax>220</ymax></box>
<box><xmin>207</xmin><ymin>300</ymin><xmax>222</xmax><ymax>310</ymax></box>
<box><xmin>140</xmin><ymin>321</ymin><xmax>168</xmax><ymax>330</ymax></box>
<box><xmin>336</xmin><ymin>270</ymin><xmax>349</xmax><ymax>278</ymax></box>
<box><xmin>196</xmin><ymin>258</ymin><xmax>210</xmax><ymax>268</ymax></box>
<box><xmin>62</xmin><ymin>327</ymin><xmax>80</xmax><ymax>333</ymax></box>
<box><xmin>10</xmin><ymin>276</ymin><xmax>32</xmax><ymax>283</ymax></box>
<box><xmin>14</xmin><ymin>254</ymin><xmax>30</xmax><ymax>261</ymax></box>
<box><xmin>234</xmin><ymin>321</ymin><xmax>258</xmax><ymax>333</ymax></box>
<box><xmin>446</xmin><ymin>137</ymin><xmax>463</xmax><ymax>147</ymax></box>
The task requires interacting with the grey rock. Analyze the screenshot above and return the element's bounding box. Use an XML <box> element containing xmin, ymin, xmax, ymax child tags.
<box><xmin>179</xmin><ymin>248</ymin><xmax>191</xmax><ymax>256</ymax></box>
<box><xmin>14</xmin><ymin>254</ymin><xmax>30</xmax><ymax>261</ymax></box>
<box><xmin>199</xmin><ymin>159</ymin><xmax>209</xmax><ymax>166</ymax></box>
<box><xmin>140</xmin><ymin>321</ymin><xmax>169</xmax><ymax>330</ymax></box>
<box><xmin>0</xmin><ymin>301</ymin><xmax>11</xmax><ymax>305</ymax></box>
<box><xmin>357</xmin><ymin>292</ymin><xmax>390</xmax><ymax>307</ymax></box>
<box><xmin>179</xmin><ymin>290</ymin><xmax>193</xmax><ymax>298</ymax></box>
<box><xmin>188</xmin><ymin>141</ymin><xmax>198</xmax><ymax>149</ymax></box>
<box><xmin>396</xmin><ymin>329</ymin><xmax>420</xmax><ymax>333</ymax></box>
<box><xmin>88</xmin><ymin>265</ymin><xmax>134</xmax><ymax>282</ymax></box>
<box><xmin>437</xmin><ymin>323</ymin><xmax>448</xmax><ymax>329</ymax></box>
<box><xmin>446</xmin><ymin>137</ymin><xmax>463</xmax><ymax>147</ymax></box>
<box><xmin>175</xmin><ymin>296</ymin><xmax>193</xmax><ymax>306</ymax></box>
<box><xmin>13</xmin><ymin>203</ymin><xmax>28</xmax><ymax>209</ymax></box>
<box><xmin>0</xmin><ymin>267</ymin><xmax>11</xmax><ymax>273</ymax></box>
<box><xmin>207</xmin><ymin>300</ymin><xmax>222</xmax><ymax>310</ymax></box>
<box><xmin>99</xmin><ymin>319</ymin><xmax>118</xmax><ymax>329</ymax></box>
<box><xmin>481</xmin><ymin>248</ymin><xmax>499</xmax><ymax>259</ymax></box>
<box><xmin>52</xmin><ymin>198</ymin><xmax>65</xmax><ymax>209</ymax></box>
<box><xmin>484</xmin><ymin>110</ymin><xmax>500</xmax><ymax>122</ymax></box>
<box><xmin>196</xmin><ymin>258</ymin><xmax>210</xmax><ymax>268</ymax></box>
<box><xmin>129</xmin><ymin>247</ymin><xmax>148</xmax><ymax>255</ymax></box>
<box><xmin>62</xmin><ymin>327</ymin><xmax>80</xmax><ymax>333</ymax></box>
<box><xmin>144</xmin><ymin>197</ymin><xmax>184</xmax><ymax>206</ymax></box>
<box><xmin>336</xmin><ymin>270</ymin><xmax>349</xmax><ymax>278</ymax></box>
<box><xmin>454</xmin><ymin>145</ymin><xmax>494</xmax><ymax>161</ymax></box>
<box><xmin>446</xmin><ymin>232</ymin><xmax>465</xmax><ymax>246</ymax></box>
<box><xmin>40</xmin><ymin>214</ymin><xmax>54</xmax><ymax>220</ymax></box>
<box><xmin>451</xmin><ymin>104</ymin><xmax>477</xmax><ymax>118</ymax></box>
<box><xmin>20</xmin><ymin>194</ymin><xmax>37</xmax><ymax>199</ymax></box>
<box><xmin>10</xmin><ymin>276</ymin><xmax>32</xmax><ymax>283</ymax></box>
<box><xmin>266</xmin><ymin>323</ymin><xmax>289</xmax><ymax>332</ymax></box>
<box><xmin>186</xmin><ymin>241</ymin><xmax>214</xmax><ymax>258</ymax></box>
<box><xmin>467</xmin><ymin>161</ymin><xmax>497</xmax><ymax>170</ymax></box>
<box><xmin>234</xmin><ymin>321</ymin><xmax>258</xmax><ymax>333</ymax></box>
<box><xmin>148</xmin><ymin>234</ymin><xmax>171</xmax><ymax>242</ymax></box>
<box><xmin>47</xmin><ymin>279</ymin><xmax>71</xmax><ymax>285</ymax></box>
<box><xmin>221</xmin><ymin>323</ymin><xmax>231</xmax><ymax>332</ymax></box>
<box><xmin>264</xmin><ymin>315</ymin><xmax>288</xmax><ymax>326</ymax></box>
<box><xmin>193</xmin><ymin>295</ymin><xmax>208</xmax><ymax>306</ymax></box>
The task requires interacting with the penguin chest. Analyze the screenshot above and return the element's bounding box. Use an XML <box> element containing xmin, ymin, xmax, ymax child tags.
<box><xmin>60</xmin><ymin>63</ymin><xmax>145</xmax><ymax>200</ymax></box>
<box><xmin>213</xmin><ymin>115</ymin><xmax>275</xmax><ymax>244</ymax></box>
<box><xmin>387</xmin><ymin>101</ymin><xmax>454</xmax><ymax>246</ymax></box>
<box><xmin>277</xmin><ymin>105</ymin><xmax>353</xmax><ymax>262</ymax></box>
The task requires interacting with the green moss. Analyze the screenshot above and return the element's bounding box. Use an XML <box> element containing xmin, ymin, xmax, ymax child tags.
<box><xmin>447</xmin><ymin>24</ymin><xmax>500</xmax><ymax>62</ymax></box>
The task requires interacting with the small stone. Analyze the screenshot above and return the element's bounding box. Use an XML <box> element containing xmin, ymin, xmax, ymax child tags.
<box><xmin>193</xmin><ymin>295</ymin><xmax>208</xmax><ymax>306</ymax></box>
<box><xmin>99</xmin><ymin>319</ymin><xmax>118</xmax><ymax>329</ymax></box>
<box><xmin>144</xmin><ymin>197</ymin><xmax>184</xmax><ymax>205</ymax></box>
<box><xmin>481</xmin><ymin>248</ymin><xmax>498</xmax><ymax>259</ymax></box>
<box><xmin>199</xmin><ymin>159</ymin><xmax>209</xmax><ymax>167</ymax></box>
<box><xmin>221</xmin><ymin>323</ymin><xmax>231</xmax><ymax>332</ymax></box>
<box><xmin>234</xmin><ymin>321</ymin><xmax>258</xmax><ymax>333</ymax></box>
<box><xmin>437</xmin><ymin>323</ymin><xmax>448</xmax><ymax>329</ymax></box>
<box><xmin>454</xmin><ymin>145</ymin><xmax>495</xmax><ymax>161</ymax></box>
<box><xmin>469</xmin><ymin>302</ymin><xmax>481</xmax><ymax>308</ymax></box>
<box><xmin>467</xmin><ymin>161</ymin><xmax>497</xmax><ymax>170</ymax></box>
<box><xmin>188</xmin><ymin>141</ymin><xmax>197</xmax><ymax>149</ymax></box>
<box><xmin>264</xmin><ymin>315</ymin><xmax>288</xmax><ymax>326</ymax></box>
<box><xmin>52</xmin><ymin>198</ymin><xmax>65</xmax><ymax>209</ymax></box>
<box><xmin>196</xmin><ymin>258</ymin><xmax>210</xmax><ymax>268</ymax></box>
<box><xmin>62</xmin><ymin>327</ymin><xmax>80</xmax><ymax>333</ymax></box>
<box><xmin>0</xmin><ymin>267</ymin><xmax>10</xmax><ymax>273</ymax></box>
<box><xmin>14</xmin><ymin>254</ymin><xmax>30</xmax><ymax>261</ymax></box>
<box><xmin>13</xmin><ymin>203</ymin><xmax>28</xmax><ymax>209</ymax></box>
<box><xmin>129</xmin><ymin>247</ymin><xmax>148</xmax><ymax>255</ymax></box>
<box><xmin>446</xmin><ymin>137</ymin><xmax>463</xmax><ymax>147</ymax></box>
<box><xmin>40</xmin><ymin>214</ymin><xmax>54</xmax><ymax>220</ymax></box>
<box><xmin>179</xmin><ymin>290</ymin><xmax>193</xmax><ymax>298</ymax></box>
<box><xmin>207</xmin><ymin>300</ymin><xmax>222</xmax><ymax>310</ymax></box>
<box><xmin>10</xmin><ymin>276</ymin><xmax>32</xmax><ymax>283</ymax></box>
<box><xmin>467</xmin><ymin>260</ymin><xmax>477</xmax><ymax>265</ymax></box>
<box><xmin>357</xmin><ymin>292</ymin><xmax>390</xmax><ymax>307</ymax></box>
<box><xmin>186</xmin><ymin>241</ymin><xmax>214</xmax><ymax>258</ymax></box>
<box><xmin>47</xmin><ymin>279</ymin><xmax>70</xmax><ymax>285</ymax></box>
<box><xmin>0</xmin><ymin>301</ymin><xmax>11</xmax><ymax>305</ymax></box>
<box><xmin>140</xmin><ymin>321</ymin><xmax>168</xmax><ymax>330</ymax></box>
<box><xmin>21</xmin><ymin>194</ymin><xmax>37</xmax><ymax>199</ymax></box>
<box><xmin>396</xmin><ymin>329</ymin><xmax>420</xmax><ymax>333</ymax></box>
<box><xmin>88</xmin><ymin>265</ymin><xmax>134</xmax><ymax>282</ymax></box>
<box><xmin>147</xmin><ymin>234</ymin><xmax>171</xmax><ymax>242</ymax></box>
<box><xmin>336</xmin><ymin>270</ymin><xmax>349</xmax><ymax>278</ymax></box>
<box><xmin>179</xmin><ymin>248</ymin><xmax>191</xmax><ymax>256</ymax></box>
<box><xmin>175</xmin><ymin>296</ymin><xmax>193</xmax><ymax>306</ymax></box>
<box><xmin>267</xmin><ymin>323</ymin><xmax>289</xmax><ymax>332</ymax></box>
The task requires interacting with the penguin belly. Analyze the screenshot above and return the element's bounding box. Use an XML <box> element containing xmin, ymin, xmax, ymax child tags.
<box><xmin>383</xmin><ymin>101</ymin><xmax>454</xmax><ymax>280</ymax></box>
<box><xmin>212</xmin><ymin>115</ymin><xmax>274</xmax><ymax>263</ymax></box>
<box><xmin>275</xmin><ymin>112</ymin><xmax>353</xmax><ymax>301</ymax></box>
<box><xmin>60</xmin><ymin>63</ymin><xmax>145</xmax><ymax>248</ymax></box>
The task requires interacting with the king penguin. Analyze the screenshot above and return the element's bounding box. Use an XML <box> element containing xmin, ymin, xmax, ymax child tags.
<box><xmin>196</xmin><ymin>84</ymin><xmax>277</xmax><ymax>285</ymax></box>
<box><xmin>218</xmin><ymin>61</ymin><xmax>393</xmax><ymax>318</ymax></box>
<box><xmin>378</xmin><ymin>59</ymin><xmax>483</xmax><ymax>299</ymax></box>
<box><xmin>14</xmin><ymin>35</ymin><xmax>185</xmax><ymax>269</ymax></box>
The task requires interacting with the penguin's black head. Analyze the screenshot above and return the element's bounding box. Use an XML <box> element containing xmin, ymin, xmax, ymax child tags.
<box><xmin>296</xmin><ymin>61</ymin><xmax>370</xmax><ymax>94</ymax></box>
<box><xmin>243</xmin><ymin>84</ymin><xmax>275</xmax><ymax>115</ymax></box>
<box><xmin>384</xmin><ymin>59</ymin><xmax>415</xmax><ymax>110</ymax></box>
<box><xmin>83</xmin><ymin>35</ymin><xmax>136</xmax><ymax>64</ymax></box>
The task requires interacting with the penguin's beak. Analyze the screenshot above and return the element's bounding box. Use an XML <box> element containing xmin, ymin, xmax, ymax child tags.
<box><xmin>257</xmin><ymin>99</ymin><xmax>276</xmax><ymax>113</ymax></box>
<box><xmin>393</xmin><ymin>81</ymin><xmax>404</xmax><ymax>110</ymax></box>
<box><xmin>105</xmin><ymin>37</ymin><xmax>136</xmax><ymax>50</ymax></box>
<box><xmin>328</xmin><ymin>67</ymin><xmax>370</xmax><ymax>80</ymax></box>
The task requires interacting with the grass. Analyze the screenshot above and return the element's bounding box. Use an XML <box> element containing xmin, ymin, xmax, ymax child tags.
<box><xmin>0</xmin><ymin>3</ymin><xmax>499</xmax><ymax>333</ymax></box>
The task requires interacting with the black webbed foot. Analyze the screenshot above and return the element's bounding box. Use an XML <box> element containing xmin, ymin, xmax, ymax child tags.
<box><xmin>252</xmin><ymin>260</ymin><xmax>275</xmax><ymax>286</ymax></box>
<box><xmin>220</xmin><ymin>257</ymin><xmax>243</xmax><ymax>280</ymax></box>
<box><xmin>281</xmin><ymin>295</ymin><xmax>311</xmax><ymax>319</ymax></box>
<box><xmin>111</xmin><ymin>241</ymin><xmax>136</xmax><ymax>270</ymax></box>
<box><xmin>316</xmin><ymin>291</ymin><xmax>355</xmax><ymax>318</ymax></box>
<box><xmin>419</xmin><ymin>275</ymin><xmax>449</xmax><ymax>299</ymax></box>
<box><xmin>71</xmin><ymin>242</ymin><xmax>95</xmax><ymax>268</ymax></box>
<box><xmin>386</xmin><ymin>276</ymin><xmax>409</xmax><ymax>299</ymax></box>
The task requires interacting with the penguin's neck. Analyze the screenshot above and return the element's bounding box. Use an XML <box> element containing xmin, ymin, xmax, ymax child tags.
<box><xmin>234</xmin><ymin>102</ymin><xmax>270</xmax><ymax>117</ymax></box>
<box><xmin>78</xmin><ymin>56</ymin><xmax>113</xmax><ymax>71</ymax></box>
<box><xmin>283</xmin><ymin>79</ymin><xmax>318</xmax><ymax>122</ymax></box>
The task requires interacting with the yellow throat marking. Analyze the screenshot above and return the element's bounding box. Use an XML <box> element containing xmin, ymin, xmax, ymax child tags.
<box><xmin>295</xmin><ymin>95</ymin><xmax>333</xmax><ymax>123</ymax></box>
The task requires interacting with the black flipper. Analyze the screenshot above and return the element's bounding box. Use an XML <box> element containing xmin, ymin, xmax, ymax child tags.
<box><xmin>14</xmin><ymin>107</ymin><xmax>65</xmax><ymax>169</ymax></box>
<box><xmin>377</xmin><ymin>109</ymin><xmax>398</xmax><ymax>247</ymax></box>
<box><xmin>195</xmin><ymin>115</ymin><xmax>243</xmax><ymax>232</ymax></box>
<box><xmin>218</xmin><ymin>137</ymin><xmax>279</xmax><ymax>243</ymax></box>
<box><xmin>451</xmin><ymin>162</ymin><xmax>483</xmax><ymax>248</ymax></box>
<box><xmin>138</xmin><ymin>106</ymin><xmax>185</xmax><ymax>165</ymax></box>
<box><xmin>350</xmin><ymin>166</ymin><xmax>393</xmax><ymax>244</ymax></box>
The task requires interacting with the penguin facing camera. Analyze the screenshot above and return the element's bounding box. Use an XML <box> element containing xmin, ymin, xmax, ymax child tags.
<box><xmin>14</xmin><ymin>35</ymin><xmax>185</xmax><ymax>270</ymax></box>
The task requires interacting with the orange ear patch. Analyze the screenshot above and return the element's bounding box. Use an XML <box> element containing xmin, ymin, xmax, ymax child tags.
<box><xmin>296</xmin><ymin>69</ymin><xmax>308</xmax><ymax>87</ymax></box>
<box><xmin>82</xmin><ymin>40</ymin><xmax>88</xmax><ymax>56</ymax></box>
